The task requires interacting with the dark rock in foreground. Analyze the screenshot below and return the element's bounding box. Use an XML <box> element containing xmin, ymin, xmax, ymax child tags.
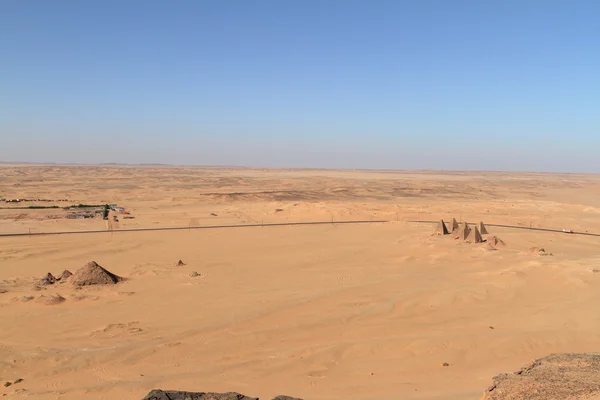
<box><xmin>39</xmin><ymin>272</ymin><xmax>57</xmax><ymax>286</ymax></box>
<box><xmin>141</xmin><ymin>391</ymin><xmax>302</xmax><ymax>400</ymax></box>
<box><xmin>272</xmin><ymin>397</ymin><xmax>303</xmax><ymax>400</ymax></box>
<box><xmin>481</xmin><ymin>353</ymin><xmax>600</xmax><ymax>399</ymax></box>
<box><xmin>142</xmin><ymin>391</ymin><xmax>257</xmax><ymax>400</ymax></box>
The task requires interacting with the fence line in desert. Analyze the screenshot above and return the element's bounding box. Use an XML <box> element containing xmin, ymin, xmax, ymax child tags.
<box><xmin>0</xmin><ymin>219</ymin><xmax>389</xmax><ymax>238</ymax></box>
<box><xmin>1</xmin><ymin>219</ymin><xmax>599</xmax><ymax>238</ymax></box>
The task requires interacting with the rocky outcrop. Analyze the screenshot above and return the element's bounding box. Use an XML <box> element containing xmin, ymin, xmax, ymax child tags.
<box><xmin>39</xmin><ymin>273</ymin><xmax>57</xmax><ymax>286</ymax></box>
<box><xmin>141</xmin><ymin>391</ymin><xmax>302</xmax><ymax>400</ymax></box>
<box><xmin>271</xmin><ymin>397</ymin><xmax>303</xmax><ymax>400</ymax></box>
<box><xmin>481</xmin><ymin>353</ymin><xmax>600</xmax><ymax>400</ymax></box>
<box><xmin>142</xmin><ymin>392</ymin><xmax>257</xmax><ymax>400</ymax></box>
<box><xmin>37</xmin><ymin>270</ymin><xmax>72</xmax><ymax>287</ymax></box>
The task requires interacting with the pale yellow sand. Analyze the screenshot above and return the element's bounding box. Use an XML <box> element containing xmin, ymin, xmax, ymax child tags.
<box><xmin>1</xmin><ymin>166</ymin><xmax>600</xmax><ymax>399</ymax></box>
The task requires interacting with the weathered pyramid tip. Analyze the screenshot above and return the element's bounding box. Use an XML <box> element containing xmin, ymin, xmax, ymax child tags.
<box><xmin>478</xmin><ymin>221</ymin><xmax>489</xmax><ymax>235</ymax></box>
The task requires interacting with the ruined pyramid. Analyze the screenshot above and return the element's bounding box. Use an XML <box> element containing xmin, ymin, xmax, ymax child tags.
<box><xmin>449</xmin><ymin>218</ymin><xmax>460</xmax><ymax>232</ymax></box>
<box><xmin>58</xmin><ymin>269</ymin><xmax>73</xmax><ymax>281</ymax></box>
<box><xmin>466</xmin><ymin>226</ymin><xmax>483</xmax><ymax>243</ymax></box>
<box><xmin>487</xmin><ymin>236</ymin><xmax>506</xmax><ymax>247</ymax></box>
<box><xmin>456</xmin><ymin>222</ymin><xmax>471</xmax><ymax>240</ymax></box>
<box><xmin>69</xmin><ymin>261</ymin><xmax>122</xmax><ymax>287</ymax></box>
<box><xmin>434</xmin><ymin>219</ymin><xmax>449</xmax><ymax>235</ymax></box>
<box><xmin>478</xmin><ymin>221</ymin><xmax>489</xmax><ymax>235</ymax></box>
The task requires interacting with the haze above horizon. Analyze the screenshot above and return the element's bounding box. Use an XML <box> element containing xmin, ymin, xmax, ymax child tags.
<box><xmin>1</xmin><ymin>1</ymin><xmax>599</xmax><ymax>173</ymax></box>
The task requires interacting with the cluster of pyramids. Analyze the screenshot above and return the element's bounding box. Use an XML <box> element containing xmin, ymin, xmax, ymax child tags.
<box><xmin>434</xmin><ymin>218</ymin><xmax>490</xmax><ymax>244</ymax></box>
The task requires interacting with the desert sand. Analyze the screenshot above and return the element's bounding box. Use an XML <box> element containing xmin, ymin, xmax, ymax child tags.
<box><xmin>1</xmin><ymin>165</ymin><xmax>600</xmax><ymax>399</ymax></box>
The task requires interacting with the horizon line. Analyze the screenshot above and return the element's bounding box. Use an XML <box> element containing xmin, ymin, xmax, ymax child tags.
<box><xmin>0</xmin><ymin>161</ymin><xmax>596</xmax><ymax>176</ymax></box>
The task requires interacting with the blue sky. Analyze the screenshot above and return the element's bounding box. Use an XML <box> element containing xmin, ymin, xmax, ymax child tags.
<box><xmin>1</xmin><ymin>0</ymin><xmax>599</xmax><ymax>171</ymax></box>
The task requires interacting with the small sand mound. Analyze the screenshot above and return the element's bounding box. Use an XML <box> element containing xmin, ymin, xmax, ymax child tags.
<box><xmin>70</xmin><ymin>294</ymin><xmax>99</xmax><ymax>301</ymax></box>
<box><xmin>69</xmin><ymin>261</ymin><xmax>122</xmax><ymax>287</ymax></box>
<box><xmin>34</xmin><ymin>294</ymin><xmax>66</xmax><ymax>306</ymax></box>
<box><xmin>92</xmin><ymin>322</ymin><xmax>143</xmax><ymax>338</ymax></box>
<box><xmin>13</xmin><ymin>295</ymin><xmax>34</xmax><ymax>303</ymax></box>
<box><xmin>58</xmin><ymin>270</ymin><xmax>73</xmax><ymax>281</ymax></box>
<box><xmin>529</xmin><ymin>247</ymin><xmax>552</xmax><ymax>256</ymax></box>
<box><xmin>487</xmin><ymin>236</ymin><xmax>506</xmax><ymax>247</ymax></box>
<box><xmin>481</xmin><ymin>353</ymin><xmax>600</xmax><ymax>400</ymax></box>
<box><xmin>176</xmin><ymin>260</ymin><xmax>186</xmax><ymax>266</ymax></box>
<box><xmin>483</xmin><ymin>243</ymin><xmax>497</xmax><ymax>251</ymax></box>
<box><xmin>39</xmin><ymin>273</ymin><xmax>57</xmax><ymax>286</ymax></box>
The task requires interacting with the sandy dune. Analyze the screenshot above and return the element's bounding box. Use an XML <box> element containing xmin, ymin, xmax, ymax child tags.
<box><xmin>1</xmin><ymin>165</ymin><xmax>600</xmax><ymax>399</ymax></box>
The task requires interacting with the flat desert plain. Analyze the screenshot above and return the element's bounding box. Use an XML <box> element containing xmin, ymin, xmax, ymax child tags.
<box><xmin>1</xmin><ymin>165</ymin><xmax>600</xmax><ymax>400</ymax></box>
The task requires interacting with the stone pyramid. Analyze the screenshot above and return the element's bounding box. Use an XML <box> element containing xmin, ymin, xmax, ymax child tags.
<box><xmin>434</xmin><ymin>219</ymin><xmax>449</xmax><ymax>235</ymax></box>
<box><xmin>466</xmin><ymin>226</ymin><xmax>483</xmax><ymax>243</ymax></box>
<box><xmin>478</xmin><ymin>221</ymin><xmax>489</xmax><ymax>235</ymax></box>
<box><xmin>449</xmin><ymin>218</ymin><xmax>460</xmax><ymax>232</ymax></box>
<box><xmin>456</xmin><ymin>222</ymin><xmax>471</xmax><ymax>240</ymax></box>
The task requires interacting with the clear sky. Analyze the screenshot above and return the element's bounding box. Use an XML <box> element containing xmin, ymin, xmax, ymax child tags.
<box><xmin>1</xmin><ymin>1</ymin><xmax>599</xmax><ymax>172</ymax></box>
